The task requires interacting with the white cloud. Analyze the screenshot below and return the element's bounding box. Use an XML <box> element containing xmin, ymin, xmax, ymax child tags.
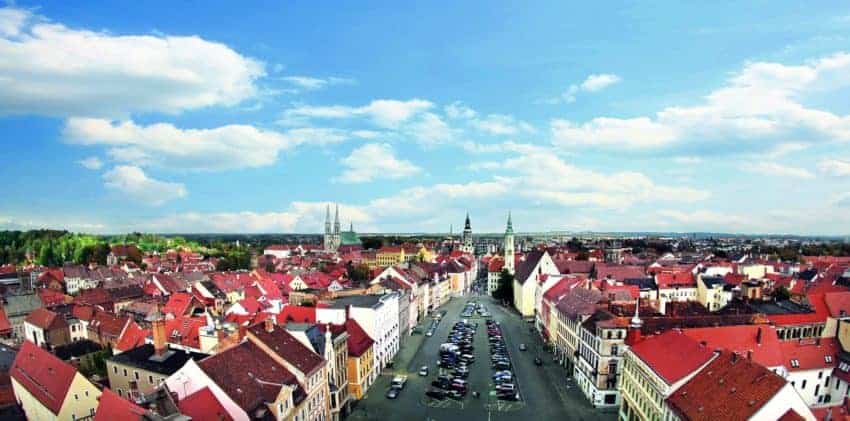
<box><xmin>673</xmin><ymin>156</ymin><xmax>702</xmax><ymax>165</ymax></box>
<box><xmin>471</xmin><ymin>114</ymin><xmax>535</xmax><ymax>136</ymax></box>
<box><xmin>0</xmin><ymin>6</ymin><xmax>263</xmax><ymax>117</ymax></box>
<box><xmin>767</xmin><ymin>142</ymin><xmax>809</xmax><ymax>158</ymax></box>
<box><xmin>102</xmin><ymin>165</ymin><xmax>186</xmax><ymax>206</ymax></box>
<box><xmin>819</xmin><ymin>158</ymin><xmax>850</xmax><ymax>176</ymax></box>
<box><xmin>551</xmin><ymin>117</ymin><xmax>677</xmax><ymax>149</ymax></box>
<box><xmin>551</xmin><ymin>53</ymin><xmax>850</xmax><ymax>151</ymax></box>
<box><xmin>336</xmin><ymin>143</ymin><xmax>421</xmax><ymax>183</ymax></box>
<box><xmin>444</xmin><ymin>101</ymin><xmax>477</xmax><ymax>119</ymax></box>
<box><xmin>550</xmin><ymin>73</ymin><xmax>622</xmax><ymax>104</ymax></box>
<box><xmin>744</xmin><ymin>162</ymin><xmax>815</xmax><ymax>179</ymax></box>
<box><xmin>281</xmin><ymin>75</ymin><xmax>355</xmax><ymax>91</ymax></box>
<box><xmin>63</xmin><ymin>118</ymin><xmax>303</xmax><ymax>171</ymax></box>
<box><xmin>280</xmin><ymin>98</ymin><xmax>433</xmax><ymax>128</ymax></box>
<box><xmin>408</xmin><ymin>112</ymin><xmax>454</xmax><ymax>145</ymax></box>
<box><xmin>77</xmin><ymin>156</ymin><xmax>103</xmax><ymax>170</ymax></box>
<box><xmin>580</xmin><ymin>74</ymin><xmax>622</xmax><ymax>92</ymax></box>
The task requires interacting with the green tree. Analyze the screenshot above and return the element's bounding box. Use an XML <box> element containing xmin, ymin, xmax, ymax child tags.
<box><xmin>37</xmin><ymin>242</ymin><xmax>57</xmax><ymax>266</ymax></box>
<box><xmin>493</xmin><ymin>269</ymin><xmax>514</xmax><ymax>303</ymax></box>
<box><xmin>774</xmin><ymin>285</ymin><xmax>791</xmax><ymax>301</ymax></box>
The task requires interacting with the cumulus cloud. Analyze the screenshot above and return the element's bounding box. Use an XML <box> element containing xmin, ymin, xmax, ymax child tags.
<box><xmin>444</xmin><ymin>101</ymin><xmax>477</xmax><ymax>119</ymax></box>
<box><xmin>63</xmin><ymin>118</ymin><xmax>305</xmax><ymax>171</ymax></box>
<box><xmin>102</xmin><ymin>166</ymin><xmax>186</xmax><ymax>205</ymax></box>
<box><xmin>744</xmin><ymin>162</ymin><xmax>815</xmax><ymax>179</ymax></box>
<box><xmin>77</xmin><ymin>156</ymin><xmax>103</xmax><ymax>170</ymax></box>
<box><xmin>280</xmin><ymin>98</ymin><xmax>433</xmax><ymax>128</ymax></box>
<box><xmin>551</xmin><ymin>53</ymin><xmax>850</xmax><ymax>151</ymax></box>
<box><xmin>0</xmin><ymin>7</ymin><xmax>263</xmax><ymax>118</ymax></box>
<box><xmin>336</xmin><ymin>143</ymin><xmax>421</xmax><ymax>183</ymax></box>
<box><xmin>818</xmin><ymin>158</ymin><xmax>850</xmax><ymax>177</ymax></box>
<box><xmin>547</xmin><ymin>73</ymin><xmax>622</xmax><ymax>104</ymax></box>
<box><xmin>471</xmin><ymin>114</ymin><xmax>535</xmax><ymax>136</ymax></box>
<box><xmin>281</xmin><ymin>75</ymin><xmax>355</xmax><ymax>91</ymax></box>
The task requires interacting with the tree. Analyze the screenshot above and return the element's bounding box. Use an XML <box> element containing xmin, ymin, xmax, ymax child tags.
<box><xmin>493</xmin><ymin>269</ymin><xmax>514</xmax><ymax>303</ymax></box>
<box><xmin>774</xmin><ymin>285</ymin><xmax>791</xmax><ymax>302</ymax></box>
<box><xmin>37</xmin><ymin>242</ymin><xmax>57</xmax><ymax>266</ymax></box>
<box><xmin>347</xmin><ymin>263</ymin><xmax>371</xmax><ymax>286</ymax></box>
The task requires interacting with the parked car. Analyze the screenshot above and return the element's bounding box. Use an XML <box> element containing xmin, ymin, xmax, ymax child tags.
<box><xmin>419</xmin><ymin>366</ymin><xmax>429</xmax><ymax>376</ymax></box>
<box><xmin>386</xmin><ymin>388</ymin><xmax>400</xmax><ymax>399</ymax></box>
<box><xmin>391</xmin><ymin>376</ymin><xmax>408</xmax><ymax>389</ymax></box>
<box><xmin>426</xmin><ymin>389</ymin><xmax>448</xmax><ymax>400</ymax></box>
<box><xmin>519</xmin><ymin>343</ymin><xmax>527</xmax><ymax>351</ymax></box>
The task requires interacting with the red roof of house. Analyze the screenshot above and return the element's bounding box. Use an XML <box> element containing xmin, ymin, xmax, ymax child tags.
<box><xmin>10</xmin><ymin>341</ymin><xmax>78</xmax><ymax>414</ymax></box>
<box><xmin>345</xmin><ymin>318</ymin><xmax>374</xmax><ymax>358</ymax></box>
<box><xmin>94</xmin><ymin>388</ymin><xmax>146</xmax><ymax>421</ymax></box>
<box><xmin>595</xmin><ymin>264</ymin><xmax>646</xmax><ymax>282</ymax></box>
<box><xmin>825</xmin><ymin>291</ymin><xmax>850</xmax><ymax>318</ymax></box>
<box><xmin>629</xmin><ymin>329</ymin><xmax>715</xmax><ymax>385</ymax></box>
<box><xmin>276</xmin><ymin>305</ymin><xmax>317</xmax><ymax>324</ymax></box>
<box><xmin>655</xmin><ymin>271</ymin><xmax>696</xmax><ymax>288</ymax></box>
<box><xmin>779</xmin><ymin>338</ymin><xmax>839</xmax><ymax>372</ymax></box>
<box><xmin>767</xmin><ymin>293</ymin><xmax>831</xmax><ymax>326</ymax></box>
<box><xmin>198</xmin><ymin>341</ymin><xmax>297</xmax><ymax>414</ymax></box>
<box><xmin>90</xmin><ymin>311</ymin><xmax>129</xmax><ymax>338</ymax></box>
<box><xmin>162</xmin><ymin>292</ymin><xmax>194</xmax><ymax>316</ymax></box>
<box><xmin>666</xmin><ymin>352</ymin><xmax>787</xmax><ymax>421</ymax></box>
<box><xmin>248</xmin><ymin>323</ymin><xmax>325</xmax><ymax>376</ymax></box>
<box><xmin>25</xmin><ymin>307</ymin><xmax>67</xmax><ymax>330</ymax></box>
<box><xmin>177</xmin><ymin>386</ymin><xmax>233</xmax><ymax>421</ymax></box>
<box><xmin>237</xmin><ymin>297</ymin><xmax>262</xmax><ymax>314</ymax></box>
<box><xmin>0</xmin><ymin>307</ymin><xmax>11</xmax><ymax>334</ymax></box>
<box><xmin>38</xmin><ymin>288</ymin><xmax>68</xmax><ymax>307</ymax></box>
<box><xmin>114</xmin><ymin>321</ymin><xmax>150</xmax><ymax>353</ymax></box>
<box><xmin>488</xmin><ymin>257</ymin><xmax>504</xmax><ymax>273</ymax></box>
<box><xmin>682</xmin><ymin>325</ymin><xmax>784</xmax><ymax>367</ymax></box>
<box><xmin>72</xmin><ymin>304</ymin><xmax>96</xmax><ymax>322</ymax></box>
<box><xmin>164</xmin><ymin>316</ymin><xmax>206</xmax><ymax>350</ymax></box>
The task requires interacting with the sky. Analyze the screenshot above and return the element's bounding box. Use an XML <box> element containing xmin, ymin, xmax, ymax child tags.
<box><xmin>1</xmin><ymin>1</ymin><xmax>850</xmax><ymax>235</ymax></box>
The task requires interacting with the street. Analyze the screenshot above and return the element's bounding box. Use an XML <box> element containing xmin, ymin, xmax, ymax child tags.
<box><xmin>348</xmin><ymin>291</ymin><xmax>615</xmax><ymax>421</ymax></box>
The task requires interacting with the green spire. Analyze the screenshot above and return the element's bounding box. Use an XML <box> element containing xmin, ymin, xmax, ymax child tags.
<box><xmin>506</xmin><ymin>211</ymin><xmax>513</xmax><ymax>234</ymax></box>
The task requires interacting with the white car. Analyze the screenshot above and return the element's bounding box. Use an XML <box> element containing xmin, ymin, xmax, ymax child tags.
<box><xmin>391</xmin><ymin>376</ymin><xmax>408</xmax><ymax>389</ymax></box>
<box><xmin>419</xmin><ymin>366</ymin><xmax>429</xmax><ymax>376</ymax></box>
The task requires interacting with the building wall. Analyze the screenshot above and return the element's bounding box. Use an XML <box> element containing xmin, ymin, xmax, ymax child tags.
<box><xmin>744</xmin><ymin>384</ymin><xmax>815</xmax><ymax>421</ymax></box>
<box><xmin>56</xmin><ymin>373</ymin><xmax>102</xmax><ymax>421</ymax></box>
<box><xmin>106</xmin><ymin>360</ymin><xmax>168</xmax><ymax>399</ymax></box>
<box><xmin>786</xmin><ymin>368</ymin><xmax>836</xmax><ymax>406</ymax></box>
<box><xmin>165</xmin><ymin>359</ymin><xmax>249</xmax><ymax>421</ymax></box>
<box><xmin>346</xmin><ymin>348</ymin><xmax>374</xmax><ymax>399</ymax></box>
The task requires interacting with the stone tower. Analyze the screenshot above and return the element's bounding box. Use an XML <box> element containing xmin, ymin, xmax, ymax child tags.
<box><xmin>461</xmin><ymin>212</ymin><xmax>474</xmax><ymax>254</ymax></box>
<box><xmin>504</xmin><ymin>212</ymin><xmax>515</xmax><ymax>274</ymax></box>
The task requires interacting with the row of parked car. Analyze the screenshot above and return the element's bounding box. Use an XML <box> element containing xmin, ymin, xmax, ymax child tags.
<box><xmin>425</xmin><ymin>319</ymin><xmax>478</xmax><ymax>400</ymax></box>
<box><xmin>487</xmin><ymin>319</ymin><xmax>520</xmax><ymax>401</ymax></box>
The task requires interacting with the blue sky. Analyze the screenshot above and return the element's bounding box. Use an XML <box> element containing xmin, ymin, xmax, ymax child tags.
<box><xmin>1</xmin><ymin>1</ymin><xmax>850</xmax><ymax>235</ymax></box>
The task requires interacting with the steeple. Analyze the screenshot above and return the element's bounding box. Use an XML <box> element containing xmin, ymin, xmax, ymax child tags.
<box><xmin>630</xmin><ymin>296</ymin><xmax>642</xmax><ymax>328</ymax></box>
<box><xmin>506</xmin><ymin>211</ymin><xmax>513</xmax><ymax>234</ymax></box>
<box><xmin>349</xmin><ymin>221</ymin><xmax>353</xmax><ymax>232</ymax></box>
<box><xmin>464</xmin><ymin>212</ymin><xmax>471</xmax><ymax>231</ymax></box>
<box><xmin>325</xmin><ymin>204</ymin><xmax>331</xmax><ymax>234</ymax></box>
<box><xmin>334</xmin><ymin>204</ymin><xmax>340</xmax><ymax>234</ymax></box>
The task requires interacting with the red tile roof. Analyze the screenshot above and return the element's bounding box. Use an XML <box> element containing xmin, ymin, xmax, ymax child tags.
<box><xmin>779</xmin><ymin>338</ymin><xmax>839</xmax><ymax>372</ymax></box>
<box><xmin>38</xmin><ymin>288</ymin><xmax>68</xmax><ymax>307</ymax></box>
<box><xmin>162</xmin><ymin>292</ymin><xmax>192</xmax><ymax>316</ymax></box>
<box><xmin>177</xmin><ymin>386</ymin><xmax>233</xmax><ymax>421</ymax></box>
<box><xmin>10</xmin><ymin>341</ymin><xmax>78</xmax><ymax>414</ymax></box>
<box><xmin>777</xmin><ymin>409</ymin><xmax>807</xmax><ymax>421</ymax></box>
<box><xmin>666</xmin><ymin>352</ymin><xmax>787</xmax><ymax>421</ymax></box>
<box><xmin>767</xmin><ymin>293</ymin><xmax>830</xmax><ymax>326</ymax></box>
<box><xmin>0</xmin><ymin>306</ymin><xmax>10</xmax><ymax>335</ymax></box>
<box><xmin>114</xmin><ymin>321</ymin><xmax>150</xmax><ymax>353</ymax></box>
<box><xmin>24</xmin><ymin>307</ymin><xmax>67</xmax><ymax>330</ymax></box>
<box><xmin>164</xmin><ymin>316</ymin><xmax>206</xmax><ymax>350</ymax></box>
<box><xmin>825</xmin><ymin>291</ymin><xmax>850</xmax><ymax>318</ymax></box>
<box><xmin>345</xmin><ymin>318</ymin><xmax>374</xmax><ymax>358</ymax></box>
<box><xmin>488</xmin><ymin>257</ymin><xmax>504</xmax><ymax>273</ymax></box>
<box><xmin>595</xmin><ymin>264</ymin><xmax>646</xmax><ymax>282</ymax></box>
<box><xmin>94</xmin><ymin>388</ymin><xmax>146</xmax><ymax>421</ymax></box>
<box><xmin>247</xmin><ymin>323</ymin><xmax>325</xmax><ymax>376</ymax></box>
<box><xmin>655</xmin><ymin>271</ymin><xmax>696</xmax><ymax>288</ymax></box>
<box><xmin>682</xmin><ymin>325</ymin><xmax>784</xmax><ymax>368</ymax></box>
<box><xmin>198</xmin><ymin>341</ymin><xmax>297</xmax><ymax>414</ymax></box>
<box><xmin>630</xmin><ymin>329</ymin><xmax>715</xmax><ymax>385</ymax></box>
<box><xmin>276</xmin><ymin>305</ymin><xmax>317</xmax><ymax>324</ymax></box>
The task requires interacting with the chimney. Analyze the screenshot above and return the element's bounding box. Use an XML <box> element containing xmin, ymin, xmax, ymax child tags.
<box><xmin>747</xmin><ymin>350</ymin><xmax>753</xmax><ymax>361</ymax></box>
<box><xmin>265</xmin><ymin>316</ymin><xmax>275</xmax><ymax>333</ymax></box>
<box><xmin>756</xmin><ymin>327</ymin><xmax>762</xmax><ymax>345</ymax></box>
<box><xmin>152</xmin><ymin>318</ymin><xmax>167</xmax><ymax>356</ymax></box>
<box><xmin>731</xmin><ymin>352</ymin><xmax>738</xmax><ymax>363</ymax></box>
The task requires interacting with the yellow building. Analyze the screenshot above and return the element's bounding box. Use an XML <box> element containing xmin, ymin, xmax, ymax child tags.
<box><xmin>376</xmin><ymin>246</ymin><xmax>406</xmax><ymax>267</ymax></box>
<box><xmin>11</xmin><ymin>341</ymin><xmax>102</xmax><ymax>421</ymax></box>
<box><xmin>344</xmin><ymin>319</ymin><xmax>375</xmax><ymax>399</ymax></box>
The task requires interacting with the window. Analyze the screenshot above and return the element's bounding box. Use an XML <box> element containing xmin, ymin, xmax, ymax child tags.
<box><xmin>113</xmin><ymin>366</ymin><xmax>118</xmax><ymax>374</ymax></box>
<box><xmin>790</xmin><ymin>359</ymin><xmax>800</xmax><ymax>368</ymax></box>
<box><xmin>149</xmin><ymin>375</ymin><xmax>154</xmax><ymax>384</ymax></box>
<box><xmin>123</xmin><ymin>368</ymin><xmax>127</xmax><ymax>376</ymax></box>
<box><xmin>74</xmin><ymin>394</ymin><xmax>79</xmax><ymax>400</ymax></box>
<box><xmin>803</xmin><ymin>380</ymin><xmax>808</xmax><ymax>389</ymax></box>
<box><xmin>819</xmin><ymin>371</ymin><xmax>824</xmax><ymax>379</ymax></box>
<box><xmin>826</xmin><ymin>355</ymin><xmax>834</xmax><ymax>363</ymax></box>
<box><xmin>134</xmin><ymin>371</ymin><xmax>140</xmax><ymax>381</ymax></box>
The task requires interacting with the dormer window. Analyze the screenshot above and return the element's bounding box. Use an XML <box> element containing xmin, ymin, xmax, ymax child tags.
<box><xmin>790</xmin><ymin>359</ymin><xmax>800</xmax><ymax>368</ymax></box>
<box><xmin>825</xmin><ymin>355</ymin><xmax>833</xmax><ymax>363</ymax></box>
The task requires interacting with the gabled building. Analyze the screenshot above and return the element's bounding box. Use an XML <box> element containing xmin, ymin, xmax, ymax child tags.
<box><xmin>618</xmin><ymin>330</ymin><xmax>716</xmax><ymax>421</ymax></box>
<box><xmin>10</xmin><ymin>341</ymin><xmax>102</xmax><ymax>420</ymax></box>
<box><xmin>23</xmin><ymin>307</ymin><xmax>69</xmax><ymax>349</ymax></box>
<box><xmin>666</xmin><ymin>352</ymin><xmax>814</xmax><ymax>421</ymax></box>
<box><xmin>513</xmin><ymin>250</ymin><xmax>558</xmax><ymax>318</ymax></box>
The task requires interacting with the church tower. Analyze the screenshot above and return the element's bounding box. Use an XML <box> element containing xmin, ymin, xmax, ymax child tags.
<box><xmin>333</xmin><ymin>204</ymin><xmax>341</xmax><ymax>251</ymax></box>
<box><xmin>323</xmin><ymin>204</ymin><xmax>332</xmax><ymax>251</ymax></box>
<box><xmin>504</xmin><ymin>212</ymin><xmax>515</xmax><ymax>274</ymax></box>
<box><xmin>461</xmin><ymin>213</ymin><xmax>474</xmax><ymax>254</ymax></box>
